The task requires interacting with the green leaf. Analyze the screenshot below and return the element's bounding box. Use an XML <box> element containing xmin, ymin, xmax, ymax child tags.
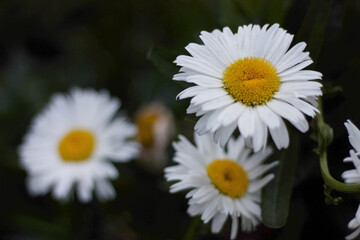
<box><xmin>261</xmin><ymin>132</ymin><xmax>299</xmax><ymax>228</ymax></box>
<box><xmin>295</xmin><ymin>0</ymin><xmax>333</xmax><ymax>64</ymax></box>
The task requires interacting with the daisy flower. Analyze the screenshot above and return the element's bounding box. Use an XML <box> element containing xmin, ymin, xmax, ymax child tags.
<box><xmin>342</xmin><ymin>120</ymin><xmax>360</xmax><ymax>239</ymax></box>
<box><xmin>134</xmin><ymin>101</ymin><xmax>175</xmax><ymax>173</ymax></box>
<box><xmin>174</xmin><ymin>23</ymin><xmax>322</xmax><ymax>151</ymax></box>
<box><xmin>342</xmin><ymin>120</ymin><xmax>360</xmax><ymax>185</ymax></box>
<box><xmin>164</xmin><ymin>133</ymin><xmax>278</xmax><ymax>239</ymax></box>
<box><xmin>19</xmin><ymin>88</ymin><xmax>139</xmax><ymax>202</ymax></box>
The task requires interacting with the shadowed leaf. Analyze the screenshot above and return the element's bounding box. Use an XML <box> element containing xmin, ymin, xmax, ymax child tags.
<box><xmin>261</xmin><ymin>132</ymin><xmax>299</xmax><ymax>228</ymax></box>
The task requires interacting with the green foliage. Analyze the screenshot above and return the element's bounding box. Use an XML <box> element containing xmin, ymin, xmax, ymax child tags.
<box><xmin>261</xmin><ymin>133</ymin><xmax>299</xmax><ymax>228</ymax></box>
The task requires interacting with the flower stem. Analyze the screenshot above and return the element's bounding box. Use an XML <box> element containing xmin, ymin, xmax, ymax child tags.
<box><xmin>319</xmin><ymin>150</ymin><xmax>360</xmax><ymax>193</ymax></box>
<box><xmin>316</xmin><ymin>98</ymin><xmax>360</xmax><ymax>194</ymax></box>
<box><xmin>183</xmin><ymin>216</ymin><xmax>201</xmax><ymax>240</ymax></box>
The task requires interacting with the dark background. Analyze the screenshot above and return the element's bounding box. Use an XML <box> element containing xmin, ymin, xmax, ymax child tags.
<box><xmin>0</xmin><ymin>0</ymin><xmax>359</xmax><ymax>239</ymax></box>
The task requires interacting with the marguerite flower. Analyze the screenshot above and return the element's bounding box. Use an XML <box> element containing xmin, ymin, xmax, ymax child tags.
<box><xmin>164</xmin><ymin>133</ymin><xmax>278</xmax><ymax>239</ymax></box>
<box><xmin>342</xmin><ymin>120</ymin><xmax>360</xmax><ymax>239</ymax></box>
<box><xmin>174</xmin><ymin>23</ymin><xmax>322</xmax><ymax>151</ymax></box>
<box><xmin>134</xmin><ymin>102</ymin><xmax>175</xmax><ymax>173</ymax></box>
<box><xmin>19</xmin><ymin>88</ymin><xmax>139</xmax><ymax>202</ymax></box>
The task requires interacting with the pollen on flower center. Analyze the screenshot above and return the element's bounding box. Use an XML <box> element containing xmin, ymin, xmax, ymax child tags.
<box><xmin>207</xmin><ymin>159</ymin><xmax>248</xmax><ymax>198</ymax></box>
<box><xmin>58</xmin><ymin>129</ymin><xmax>96</xmax><ymax>162</ymax></box>
<box><xmin>223</xmin><ymin>57</ymin><xmax>280</xmax><ymax>106</ymax></box>
<box><xmin>136</xmin><ymin>112</ymin><xmax>158</xmax><ymax>148</ymax></box>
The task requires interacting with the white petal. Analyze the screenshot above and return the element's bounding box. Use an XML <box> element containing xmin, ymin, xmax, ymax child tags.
<box><xmin>267</xmin><ymin>99</ymin><xmax>309</xmax><ymax>133</ymax></box>
<box><xmin>230</xmin><ymin>214</ymin><xmax>239</xmax><ymax>240</ymax></box>
<box><xmin>345</xmin><ymin>120</ymin><xmax>360</xmax><ymax>153</ymax></box>
<box><xmin>268</xmin><ymin>117</ymin><xmax>289</xmax><ymax>149</ymax></box>
<box><xmin>211</xmin><ymin>213</ymin><xmax>228</xmax><ymax>233</ymax></box>
<box><xmin>187</xmin><ymin>75</ymin><xmax>223</xmax><ymax>87</ymax></box>
<box><xmin>174</xmin><ymin>55</ymin><xmax>223</xmax><ymax>78</ymax></box>
<box><xmin>248</xmin><ymin>174</ymin><xmax>275</xmax><ymax>193</ymax></box>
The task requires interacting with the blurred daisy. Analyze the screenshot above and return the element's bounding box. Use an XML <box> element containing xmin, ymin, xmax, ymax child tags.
<box><xmin>19</xmin><ymin>88</ymin><xmax>139</xmax><ymax>202</ymax></box>
<box><xmin>134</xmin><ymin>102</ymin><xmax>174</xmax><ymax>173</ymax></box>
<box><xmin>174</xmin><ymin>23</ymin><xmax>322</xmax><ymax>151</ymax></box>
<box><xmin>165</xmin><ymin>133</ymin><xmax>278</xmax><ymax>239</ymax></box>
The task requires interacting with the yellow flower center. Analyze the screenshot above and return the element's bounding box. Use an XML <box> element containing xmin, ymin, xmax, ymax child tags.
<box><xmin>223</xmin><ymin>57</ymin><xmax>280</xmax><ymax>106</ymax></box>
<box><xmin>136</xmin><ymin>112</ymin><xmax>158</xmax><ymax>148</ymax></box>
<box><xmin>207</xmin><ymin>159</ymin><xmax>249</xmax><ymax>198</ymax></box>
<box><xmin>58</xmin><ymin>129</ymin><xmax>96</xmax><ymax>162</ymax></box>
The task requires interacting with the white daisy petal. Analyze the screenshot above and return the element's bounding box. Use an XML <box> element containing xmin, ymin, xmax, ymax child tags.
<box><xmin>19</xmin><ymin>88</ymin><xmax>138</xmax><ymax>202</ymax></box>
<box><xmin>187</xmin><ymin>75</ymin><xmax>224</xmax><ymax>87</ymax></box>
<box><xmin>248</xmin><ymin>174</ymin><xmax>275</xmax><ymax>193</ymax></box>
<box><xmin>211</xmin><ymin>213</ymin><xmax>228</xmax><ymax>234</ymax></box>
<box><xmin>276</xmin><ymin>42</ymin><xmax>307</xmax><ymax>71</ymax></box>
<box><xmin>280</xmin><ymin>70</ymin><xmax>322</xmax><ymax>81</ymax></box>
<box><xmin>175</xmin><ymin>55</ymin><xmax>223</xmax><ymax>78</ymax></box>
<box><xmin>269</xmin><ymin>117</ymin><xmax>289</xmax><ymax>149</ymax></box>
<box><xmin>346</xmin><ymin>205</ymin><xmax>360</xmax><ymax>240</ymax></box>
<box><xmin>165</xmin><ymin>133</ymin><xmax>276</xmax><ymax>239</ymax></box>
<box><xmin>185</xmin><ymin>43</ymin><xmax>225</xmax><ymax>69</ymax></box>
<box><xmin>201</xmin><ymin>95</ymin><xmax>234</xmax><ymax>111</ymax></box>
<box><xmin>230</xmin><ymin>214</ymin><xmax>239</xmax><ymax>240</ymax></box>
<box><xmin>345</xmin><ymin>120</ymin><xmax>360</xmax><ymax>153</ymax></box>
<box><xmin>278</xmin><ymin>59</ymin><xmax>313</xmax><ymax>77</ymax></box>
<box><xmin>173</xmin><ymin>23</ymin><xmax>322</xmax><ymax>151</ymax></box>
<box><xmin>267</xmin><ymin>99</ymin><xmax>309</xmax><ymax>133</ymax></box>
<box><xmin>214</xmin><ymin>121</ymin><xmax>238</xmax><ymax>148</ymax></box>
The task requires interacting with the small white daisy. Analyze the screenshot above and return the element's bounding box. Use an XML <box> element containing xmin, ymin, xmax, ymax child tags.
<box><xmin>134</xmin><ymin>102</ymin><xmax>175</xmax><ymax>173</ymax></box>
<box><xmin>19</xmin><ymin>88</ymin><xmax>139</xmax><ymax>202</ymax></box>
<box><xmin>342</xmin><ymin>120</ymin><xmax>360</xmax><ymax>239</ymax></box>
<box><xmin>164</xmin><ymin>132</ymin><xmax>278</xmax><ymax>239</ymax></box>
<box><xmin>174</xmin><ymin>23</ymin><xmax>322</xmax><ymax>151</ymax></box>
<box><xmin>342</xmin><ymin>120</ymin><xmax>360</xmax><ymax>184</ymax></box>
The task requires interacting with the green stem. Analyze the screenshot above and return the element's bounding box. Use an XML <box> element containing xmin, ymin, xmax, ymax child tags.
<box><xmin>319</xmin><ymin>150</ymin><xmax>360</xmax><ymax>193</ymax></box>
<box><xmin>316</xmin><ymin>98</ymin><xmax>360</xmax><ymax>193</ymax></box>
<box><xmin>183</xmin><ymin>217</ymin><xmax>201</xmax><ymax>240</ymax></box>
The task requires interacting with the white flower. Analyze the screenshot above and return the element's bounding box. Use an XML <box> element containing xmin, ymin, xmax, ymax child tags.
<box><xmin>346</xmin><ymin>205</ymin><xmax>360</xmax><ymax>240</ymax></box>
<box><xmin>342</xmin><ymin>120</ymin><xmax>360</xmax><ymax>184</ymax></box>
<box><xmin>164</xmin><ymin>133</ymin><xmax>278</xmax><ymax>239</ymax></box>
<box><xmin>342</xmin><ymin>120</ymin><xmax>360</xmax><ymax>239</ymax></box>
<box><xmin>134</xmin><ymin>101</ymin><xmax>175</xmax><ymax>173</ymax></box>
<box><xmin>174</xmin><ymin>23</ymin><xmax>322</xmax><ymax>151</ymax></box>
<box><xmin>19</xmin><ymin>88</ymin><xmax>139</xmax><ymax>202</ymax></box>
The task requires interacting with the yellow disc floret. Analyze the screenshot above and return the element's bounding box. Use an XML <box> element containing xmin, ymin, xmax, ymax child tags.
<box><xmin>135</xmin><ymin>112</ymin><xmax>158</xmax><ymax>148</ymax></box>
<box><xmin>207</xmin><ymin>159</ymin><xmax>249</xmax><ymax>198</ymax></box>
<box><xmin>58</xmin><ymin>129</ymin><xmax>96</xmax><ymax>162</ymax></box>
<box><xmin>223</xmin><ymin>57</ymin><xmax>280</xmax><ymax>106</ymax></box>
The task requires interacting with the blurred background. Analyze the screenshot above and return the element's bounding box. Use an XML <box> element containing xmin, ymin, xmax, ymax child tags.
<box><xmin>0</xmin><ymin>0</ymin><xmax>360</xmax><ymax>239</ymax></box>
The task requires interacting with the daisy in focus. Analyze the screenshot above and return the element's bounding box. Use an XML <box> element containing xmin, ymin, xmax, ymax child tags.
<box><xmin>174</xmin><ymin>23</ymin><xmax>322</xmax><ymax>151</ymax></box>
<box><xmin>19</xmin><ymin>88</ymin><xmax>139</xmax><ymax>202</ymax></box>
<box><xmin>134</xmin><ymin>102</ymin><xmax>174</xmax><ymax>173</ymax></box>
<box><xmin>164</xmin><ymin>133</ymin><xmax>278</xmax><ymax>239</ymax></box>
<box><xmin>342</xmin><ymin>120</ymin><xmax>360</xmax><ymax>239</ymax></box>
